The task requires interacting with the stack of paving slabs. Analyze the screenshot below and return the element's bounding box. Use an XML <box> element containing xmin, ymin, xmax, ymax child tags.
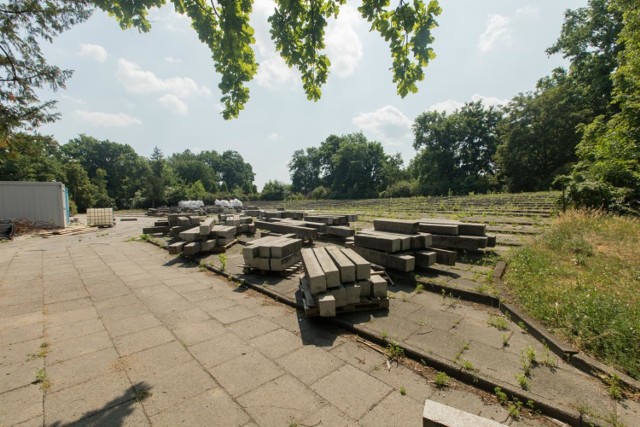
<box><xmin>352</xmin><ymin>219</ymin><xmax>454</xmax><ymax>272</ymax></box>
<box><xmin>418</xmin><ymin>218</ymin><xmax>496</xmax><ymax>251</ymax></box>
<box><xmin>299</xmin><ymin>246</ymin><xmax>389</xmax><ymax>317</ymax></box>
<box><xmin>219</xmin><ymin>213</ymin><xmax>256</xmax><ymax>235</ymax></box>
<box><xmin>167</xmin><ymin>216</ymin><xmax>237</xmax><ymax>256</ymax></box>
<box><xmin>242</xmin><ymin>234</ymin><xmax>303</xmax><ymax>273</ymax></box>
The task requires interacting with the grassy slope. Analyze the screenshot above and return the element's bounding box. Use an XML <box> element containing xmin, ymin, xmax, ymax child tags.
<box><xmin>503</xmin><ymin>211</ymin><xmax>640</xmax><ymax>379</ymax></box>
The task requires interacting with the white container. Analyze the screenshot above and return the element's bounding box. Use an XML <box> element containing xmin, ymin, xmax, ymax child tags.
<box><xmin>0</xmin><ymin>181</ymin><xmax>69</xmax><ymax>228</ymax></box>
<box><xmin>86</xmin><ymin>208</ymin><xmax>114</xmax><ymax>227</ymax></box>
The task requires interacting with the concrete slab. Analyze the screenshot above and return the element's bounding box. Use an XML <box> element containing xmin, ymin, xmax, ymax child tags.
<box><xmin>329</xmin><ymin>340</ymin><xmax>387</xmax><ymax>373</ymax></box>
<box><xmin>238</xmin><ymin>374</ymin><xmax>324</xmax><ymax>427</ymax></box>
<box><xmin>45</xmin><ymin>347</ymin><xmax>121</xmax><ymax>393</ymax></box>
<box><xmin>311</xmin><ymin>364</ymin><xmax>392</xmax><ymax>419</ymax></box>
<box><xmin>46</xmin><ymin>330</ymin><xmax>113</xmax><ymax>364</ymax></box>
<box><xmin>249</xmin><ymin>328</ymin><xmax>303</xmax><ymax>359</ymax></box>
<box><xmin>227</xmin><ymin>315</ymin><xmax>281</xmax><ymax>340</ymax></box>
<box><xmin>210</xmin><ymin>304</ymin><xmax>257</xmax><ymax>325</ymax></box>
<box><xmin>189</xmin><ymin>333</ymin><xmax>254</xmax><ymax>368</ymax></box>
<box><xmin>361</xmin><ymin>389</ymin><xmax>424</xmax><ymax>427</ymax></box>
<box><xmin>0</xmin><ymin>384</ymin><xmax>43</xmax><ymax>426</ymax></box>
<box><xmin>0</xmin><ymin>358</ymin><xmax>42</xmax><ymax>394</ymax></box>
<box><xmin>104</xmin><ymin>313</ymin><xmax>162</xmax><ymax>338</ymax></box>
<box><xmin>172</xmin><ymin>319</ymin><xmax>226</xmax><ymax>346</ymax></box>
<box><xmin>276</xmin><ymin>345</ymin><xmax>345</xmax><ymax>386</ymax></box>
<box><xmin>113</xmin><ymin>326</ymin><xmax>175</xmax><ymax>356</ymax></box>
<box><xmin>208</xmin><ymin>351</ymin><xmax>285</xmax><ymax>398</ymax></box>
<box><xmin>121</xmin><ymin>341</ymin><xmax>193</xmax><ymax>382</ymax></box>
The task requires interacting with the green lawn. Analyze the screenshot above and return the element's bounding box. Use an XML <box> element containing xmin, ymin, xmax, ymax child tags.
<box><xmin>503</xmin><ymin>210</ymin><xmax>640</xmax><ymax>379</ymax></box>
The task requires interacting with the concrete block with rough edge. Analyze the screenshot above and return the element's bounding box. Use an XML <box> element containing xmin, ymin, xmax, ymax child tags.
<box><xmin>201</xmin><ymin>239</ymin><xmax>217</xmax><ymax>252</ymax></box>
<box><xmin>313</xmin><ymin>247</ymin><xmax>341</xmax><ymax>288</ymax></box>
<box><xmin>418</xmin><ymin>223</ymin><xmax>459</xmax><ymax>236</ymax></box>
<box><xmin>252</xmin><ymin>257</ymin><xmax>270</xmax><ymax>271</ymax></box>
<box><xmin>330</xmin><ymin>285</ymin><xmax>347</xmax><ymax>307</ymax></box>
<box><xmin>358</xmin><ymin>280</ymin><xmax>371</xmax><ymax>297</ymax></box>
<box><xmin>183</xmin><ymin>242</ymin><xmax>201</xmax><ymax>256</ymax></box>
<box><xmin>317</xmin><ymin>293</ymin><xmax>336</xmax><ymax>317</ymax></box>
<box><xmin>415</xmin><ymin>251</ymin><xmax>436</xmax><ymax>269</ymax></box>
<box><xmin>326</xmin><ymin>246</ymin><xmax>356</xmax><ymax>283</ymax></box>
<box><xmin>199</xmin><ymin>217</ymin><xmax>216</xmax><ymax>235</ymax></box>
<box><xmin>422</xmin><ymin>399</ymin><xmax>504</xmax><ymax>427</ymax></box>
<box><xmin>370</xmin><ymin>275</ymin><xmax>388</xmax><ymax>298</ymax></box>
<box><xmin>340</xmin><ymin>248</ymin><xmax>371</xmax><ymax>280</ymax></box>
<box><xmin>179</xmin><ymin>227</ymin><xmax>203</xmax><ymax>242</ymax></box>
<box><xmin>301</xmin><ymin>248</ymin><xmax>326</xmax><ymax>294</ymax></box>
<box><xmin>374</xmin><ymin>218</ymin><xmax>419</xmax><ymax>234</ymax></box>
<box><xmin>270</xmin><ymin>238</ymin><xmax>302</xmax><ymax>259</ymax></box>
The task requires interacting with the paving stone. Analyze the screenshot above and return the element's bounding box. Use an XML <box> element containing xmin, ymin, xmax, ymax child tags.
<box><xmin>227</xmin><ymin>315</ymin><xmax>280</xmax><ymax>340</ymax></box>
<box><xmin>150</xmin><ymin>388</ymin><xmax>250</xmax><ymax>426</ymax></box>
<box><xmin>43</xmin><ymin>289</ymin><xmax>89</xmax><ymax>304</ymax></box>
<box><xmin>93</xmin><ymin>294</ymin><xmax>140</xmax><ymax>311</ymax></box>
<box><xmin>0</xmin><ymin>384</ymin><xmax>43</xmax><ymax>426</ymax></box>
<box><xmin>46</xmin><ymin>307</ymin><xmax>99</xmax><ymax>328</ymax></box>
<box><xmin>194</xmin><ymin>297</ymin><xmax>237</xmax><ymax>315</ymax></box>
<box><xmin>300</xmin><ymin>405</ymin><xmax>359</xmax><ymax>427</ymax></box>
<box><xmin>407</xmin><ymin>306</ymin><xmax>465</xmax><ymax>332</ymax></box>
<box><xmin>208</xmin><ymin>351</ymin><xmax>284</xmax><ymax>398</ymax></box>
<box><xmin>0</xmin><ymin>322</ymin><xmax>43</xmax><ymax>347</ymax></box>
<box><xmin>122</xmin><ymin>341</ymin><xmax>194</xmax><ymax>383</ymax></box>
<box><xmin>114</xmin><ymin>326</ymin><xmax>176</xmax><ymax>356</ymax></box>
<box><xmin>311</xmin><ymin>364</ymin><xmax>392</xmax><ymax>419</ymax></box>
<box><xmin>238</xmin><ymin>374</ymin><xmax>324</xmax><ymax>427</ymax></box>
<box><xmin>170</xmin><ymin>281</ymin><xmax>211</xmax><ymax>295</ymax></box>
<box><xmin>103</xmin><ymin>313</ymin><xmax>162</xmax><ymax>338</ymax></box>
<box><xmin>45</xmin><ymin>370</ymin><xmax>134</xmax><ymax>425</ymax></box>
<box><xmin>1</xmin><ymin>338</ymin><xmax>44</xmax><ymax>367</ymax></box>
<box><xmin>180</xmin><ymin>288</ymin><xmax>220</xmax><ymax>303</ymax></box>
<box><xmin>45</xmin><ymin>297</ymin><xmax>94</xmax><ymax>315</ymax></box>
<box><xmin>138</xmin><ymin>360</ymin><xmax>217</xmax><ymax>416</ymax></box>
<box><xmin>147</xmin><ymin>298</ymin><xmax>194</xmax><ymax>316</ymax></box>
<box><xmin>277</xmin><ymin>345</ymin><xmax>345</xmax><ymax>385</ymax></box>
<box><xmin>86</xmin><ymin>285</ymin><xmax>132</xmax><ymax>301</ymax></box>
<box><xmin>329</xmin><ymin>340</ymin><xmax>388</xmax><ymax>373</ymax></box>
<box><xmin>249</xmin><ymin>328</ymin><xmax>303</xmax><ymax>359</ymax></box>
<box><xmin>369</xmin><ymin>363</ymin><xmax>435</xmax><ymax>405</ymax></box>
<box><xmin>0</xmin><ymin>301</ymin><xmax>43</xmax><ymax>318</ymax></box>
<box><xmin>46</xmin><ymin>347</ymin><xmax>121</xmax><ymax>393</ymax></box>
<box><xmin>429</xmin><ymin>387</ymin><xmax>509</xmax><ymax>424</ymax></box>
<box><xmin>0</xmin><ymin>358</ymin><xmax>42</xmax><ymax>393</ymax></box>
<box><xmin>172</xmin><ymin>319</ymin><xmax>226</xmax><ymax>346</ymax></box>
<box><xmin>47</xmin><ymin>330</ymin><xmax>113</xmax><ymax>363</ymax></box>
<box><xmin>73</xmin><ymin>400</ymin><xmax>150</xmax><ymax>426</ymax></box>
<box><xmin>189</xmin><ymin>333</ymin><xmax>253</xmax><ymax>368</ymax></box>
<box><xmin>210</xmin><ymin>305</ymin><xmax>257</xmax><ymax>325</ymax></box>
<box><xmin>14</xmin><ymin>414</ymin><xmax>43</xmax><ymax>427</ymax></box>
<box><xmin>360</xmin><ymin>389</ymin><xmax>423</xmax><ymax>427</ymax></box>
<box><xmin>160</xmin><ymin>307</ymin><xmax>210</xmax><ymax>329</ymax></box>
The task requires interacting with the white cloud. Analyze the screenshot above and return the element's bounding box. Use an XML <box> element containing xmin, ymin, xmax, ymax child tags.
<box><xmin>255</xmin><ymin>55</ymin><xmax>298</xmax><ymax>89</ymax></box>
<box><xmin>74</xmin><ymin>110</ymin><xmax>142</xmax><ymax>127</ymax></box>
<box><xmin>158</xmin><ymin>94</ymin><xmax>188</xmax><ymax>115</ymax></box>
<box><xmin>78</xmin><ymin>43</ymin><xmax>107</xmax><ymax>62</ymax></box>
<box><xmin>149</xmin><ymin>7</ymin><xmax>191</xmax><ymax>33</ymax></box>
<box><xmin>427</xmin><ymin>94</ymin><xmax>509</xmax><ymax>114</ymax></box>
<box><xmin>164</xmin><ymin>56</ymin><xmax>182</xmax><ymax>65</ymax></box>
<box><xmin>478</xmin><ymin>14</ymin><xmax>512</xmax><ymax>53</ymax></box>
<box><xmin>268</xmin><ymin>133</ymin><xmax>278</xmax><ymax>140</ymax></box>
<box><xmin>116</xmin><ymin>59</ymin><xmax>211</xmax><ymax>98</ymax></box>
<box><xmin>352</xmin><ymin>105</ymin><xmax>412</xmax><ymax>145</ymax></box>
<box><xmin>61</xmin><ymin>95</ymin><xmax>85</xmax><ymax>105</ymax></box>
<box><xmin>326</xmin><ymin>5</ymin><xmax>363</xmax><ymax>78</ymax></box>
<box><xmin>516</xmin><ymin>5</ymin><xmax>539</xmax><ymax>18</ymax></box>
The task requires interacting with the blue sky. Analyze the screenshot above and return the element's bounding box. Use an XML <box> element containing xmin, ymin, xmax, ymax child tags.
<box><xmin>38</xmin><ymin>0</ymin><xmax>587</xmax><ymax>190</ymax></box>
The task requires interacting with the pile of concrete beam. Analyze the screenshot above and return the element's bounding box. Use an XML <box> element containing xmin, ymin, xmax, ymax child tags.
<box><xmin>299</xmin><ymin>246</ymin><xmax>389</xmax><ymax>317</ymax></box>
<box><xmin>219</xmin><ymin>213</ymin><xmax>256</xmax><ymax>235</ymax></box>
<box><xmin>167</xmin><ymin>217</ymin><xmax>237</xmax><ymax>256</ymax></box>
<box><xmin>418</xmin><ymin>218</ymin><xmax>496</xmax><ymax>251</ymax></box>
<box><xmin>242</xmin><ymin>234</ymin><xmax>302</xmax><ymax>273</ymax></box>
<box><xmin>251</xmin><ymin>211</ymin><xmax>357</xmax><ymax>241</ymax></box>
<box><xmin>351</xmin><ymin>219</ymin><xmax>458</xmax><ymax>272</ymax></box>
<box><xmin>142</xmin><ymin>214</ymin><xmax>201</xmax><ymax>236</ymax></box>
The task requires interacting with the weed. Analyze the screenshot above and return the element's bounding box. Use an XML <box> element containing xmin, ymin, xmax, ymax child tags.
<box><xmin>199</xmin><ymin>261</ymin><xmax>207</xmax><ymax>270</ymax></box>
<box><xmin>218</xmin><ymin>253</ymin><xmax>227</xmax><ymax>271</ymax></box>
<box><xmin>415</xmin><ymin>283</ymin><xmax>424</xmax><ymax>294</ymax></box>
<box><xmin>461</xmin><ymin>360</ymin><xmax>475</xmax><ymax>371</ymax></box>
<box><xmin>605</xmin><ymin>374</ymin><xmax>623</xmax><ymax>400</ymax></box>
<box><xmin>262</xmin><ymin>280</ymin><xmax>270</xmax><ymax>287</ymax></box>
<box><xmin>502</xmin><ymin>333</ymin><xmax>511</xmax><ymax>348</ymax></box>
<box><xmin>385</xmin><ymin>342</ymin><xmax>404</xmax><ymax>361</ymax></box>
<box><xmin>494</xmin><ymin>387</ymin><xmax>508</xmax><ymax>405</ymax></box>
<box><xmin>381</xmin><ymin>330</ymin><xmax>388</xmax><ymax>340</ymax></box>
<box><xmin>524</xmin><ymin>346</ymin><xmax>537</xmax><ymax>366</ymax></box>
<box><xmin>526</xmin><ymin>400</ymin><xmax>535</xmax><ymax>410</ymax></box>
<box><xmin>517</xmin><ymin>321</ymin><xmax>528</xmax><ymax>332</ymax></box>
<box><xmin>516</xmin><ymin>373</ymin><xmax>530</xmax><ymax>390</ymax></box>
<box><xmin>34</xmin><ymin>368</ymin><xmax>51</xmax><ymax>391</ymax></box>
<box><xmin>487</xmin><ymin>315</ymin><xmax>509</xmax><ymax>331</ymax></box>
<box><xmin>434</xmin><ymin>371</ymin><xmax>450</xmax><ymax>389</ymax></box>
<box><xmin>139</xmin><ymin>234</ymin><xmax>151</xmax><ymax>241</ymax></box>
<box><xmin>508</xmin><ymin>399</ymin><xmax>523</xmax><ymax>420</ymax></box>
<box><xmin>27</xmin><ymin>342</ymin><xmax>49</xmax><ymax>361</ymax></box>
<box><xmin>399</xmin><ymin>386</ymin><xmax>406</xmax><ymax>395</ymax></box>
<box><xmin>540</xmin><ymin>345</ymin><xmax>558</xmax><ymax>369</ymax></box>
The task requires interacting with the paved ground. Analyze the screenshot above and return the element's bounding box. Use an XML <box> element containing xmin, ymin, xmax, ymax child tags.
<box><xmin>0</xmin><ymin>217</ymin><xmax>635</xmax><ymax>426</ymax></box>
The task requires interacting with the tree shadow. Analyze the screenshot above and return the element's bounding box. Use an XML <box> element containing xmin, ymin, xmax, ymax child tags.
<box><xmin>47</xmin><ymin>381</ymin><xmax>152</xmax><ymax>427</ymax></box>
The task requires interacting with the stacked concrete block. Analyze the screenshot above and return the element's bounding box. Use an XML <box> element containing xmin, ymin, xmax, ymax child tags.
<box><xmin>418</xmin><ymin>218</ymin><xmax>496</xmax><ymax>252</ymax></box>
<box><xmin>165</xmin><ymin>218</ymin><xmax>238</xmax><ymax>257</ymax></box>
<box><xmin>242</xmin><ymin>235</ymin><xmax>303</xmax><ymax>272</ymax></box>
<box><xmin>220</xmin><ymin>214</ymin><xmax>256</xmax><ymax>235</ymax></box>
<box><xmin>352</xmin><ymin>219</ymin><xmax>438</xmax><ymax>273</ymax></box>
<box><xmin>300</xmin><ymin>246</ymin><xmax>389</xmax><ymax>317</ymax></box>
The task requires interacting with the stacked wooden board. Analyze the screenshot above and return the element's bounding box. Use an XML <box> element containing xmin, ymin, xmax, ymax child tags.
<box><xmin>418</xmin><ymin>218</ymin><xmax>496</xmax><ymax>251</ymax></box>
<box><xmin>299</xmin><ymin>246</ymin><xmax>389</xmax><ymax>317</ymax></box>
<box><xmin>242</xmin><ymin>234</ymin><xmax>303</xmax><ymax>273</ymax></box>
<box><xmin>167</xmin><ymin>217</ymin><xmax>237</xmax><ymax>256</ymax></box>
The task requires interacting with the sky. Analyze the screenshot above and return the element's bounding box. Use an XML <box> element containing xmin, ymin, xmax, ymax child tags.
<box><xmin>38</xmin><ymin>0</ymin><xmax>588</xmax><ymax>190</ymax></box>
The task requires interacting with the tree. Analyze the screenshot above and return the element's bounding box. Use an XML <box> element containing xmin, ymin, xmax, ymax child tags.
<box><xmin>495</xmin><ymin>71</ymin><xmax>592</xmax><ymax>192</ymax></box>
<box><xmin>94</xmin><ymin>0</ymin><xmax>441</xmax><ymax>119</ymax></box>
<box><xmin>565</xmin><ymin>0</ymin><xmax>640</xmax><ymax>213</ymax></box>
<box><xmin>1</xmin><ymin>1</ymin><xmax>92</xmax><ymax>137</ymax></box>
<box><xmin>289</xmin><ymin>147</ymin><xmax>322</xmax><ymax>194</ymax></box>
<box><xmin>147</xmin><ymin>146</ymin><xmax>169</xmax><ymax>207</ymax></box>
<box><xmin>0</xmin><ymin>132</ymin><xmax>65</xmax><ymax>181</ymax></box>
<box><xmin>168</xmin><ymin>150</ymin><xmax>219</xmax><ymax>192</ymax></box>
<box><xmin>260</xmin><ymin>180</ymin><xmax>289</xmax><ymax>201</ymax></box>
<box><xmin>412</xmin><ymin>101</ymin><xmax>502</xmax><ymax>195</ymax></box>
<box><xmin>63</xmin><ymin>161</ymin><xmax>96</xmax><ymax>212</ymax></box>
<box><xmin>218</xmin><ymin>150</ymin><xmax>255</xmax><ymax>193</ymax></box>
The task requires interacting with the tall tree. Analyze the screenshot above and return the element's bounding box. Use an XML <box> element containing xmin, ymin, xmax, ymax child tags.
<box><xmin>147</xmin><ymin>146</ymin><xmax>169</xmax><ymax>207</ymax></box>
<box><xmin>1</xmin><ymin>1</ymin><xmax>92</xmax><ymax>137</ymax></box>
<box><xmin>0</xmin><ymin>132</ymin><xmax>65</xmax><ymax>181</ymax></box>
<box><xmin>412</xmin><ymin>101</ymin><xmax>502</xmax><ymax>195</ymax></box>
<box><xmin>63</xmin><ymin>161</ymin><xmax>96</xmax><ymax>212</ymax></box>
<box><xmin>288</xmin><ymin>147</ymin><xmax>322</xmax><ymax>194</ymax></box>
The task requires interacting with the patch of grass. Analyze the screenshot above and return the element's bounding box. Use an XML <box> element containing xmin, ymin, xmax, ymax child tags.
<box><xmin>502</xmin><ymin>333</ymin><xmax>511</xmax><ymax>348</ymax></box>
<box><xmin>516</xmin><ymin>373</ymin><xmax>530</xmax><ymax>390</ymax></box>
<box><xmin>34</xmin><ymin>368</ymin><xmax>51</xmax><ymax>391</ymax></box>
<box><xmin>415</xmin><ymin>283</ymin><xmax>424</xmax><ymax>294</ymax></box>
<box><xmin>433</xmin><ymin>371</ymin><xmax>450</xmax><ymax>389</ymax></box>
<box><xmin>218</xmin><ymin>253</ymin><xmax>227</xmax><ymax>271</ymax></box>
<box><xmin>139</xmin><ymin>234</ymin><xmax>151</xmax><ymax>241</ymax></box>
<box><xmin>494</xmin><ymin>387</ymin><xmax>508</xmax><ymax>404</ymax></box>
<box><xmin>508</xmin><ymin>399</ymin><xmax>523</xmax><ymax>420</ymax></box>
<box><xmin>399</xmin><ymin>386</ymin><xmax>406</xmax><ymax>395</ymax></box>
<box><xmin>487</xmin><ymin>315</ymin><xmax>509</xmax><ymax>331</ymax></box>
<box><xmin>503</xmin><ymin>210</ymin><xmax>640</xmax><ymax>379</ymax></box>
<box><xmin>605</xmin><ymin>374</ymin><xmax>624</xmax><ymax>400</ymax></box>
<box><xmin>385</xmin><ymin>342</ymin><xmax>404</xmax><ymax>361</ymax></box>
<box><xmin>27</xmin><ymin>342</ymin><xmax>49</xmax><ymax>361</ymax></box>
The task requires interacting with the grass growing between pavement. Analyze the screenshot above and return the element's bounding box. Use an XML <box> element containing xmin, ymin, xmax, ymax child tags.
<box><xmin>503</xmin><ymin>210</ymin><xmax>640</xmax><ymax>379</ymax></box>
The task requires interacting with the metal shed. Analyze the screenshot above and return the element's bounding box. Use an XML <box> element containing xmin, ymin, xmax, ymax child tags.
<box><xmin>0</xmin><ymin>181</ymin><xmax>70</xmax><ymax>228</ymax></box>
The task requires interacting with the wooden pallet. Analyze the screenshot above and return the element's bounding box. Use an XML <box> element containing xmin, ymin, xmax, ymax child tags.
<box><xmin>300</xmin><ymin>279</ymin><xmax>389</xmax><ymax>318</ymax></box>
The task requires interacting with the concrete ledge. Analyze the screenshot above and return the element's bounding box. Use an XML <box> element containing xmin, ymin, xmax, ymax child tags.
<box><xmin>423</xmin><ymin>399</ymin><xmax>504</xmax><ymax>426</ymax></box>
